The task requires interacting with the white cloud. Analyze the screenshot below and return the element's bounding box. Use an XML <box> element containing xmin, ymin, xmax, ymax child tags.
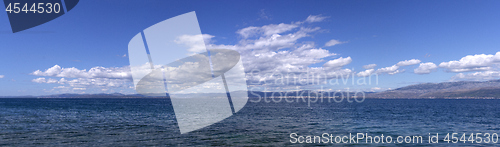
<box><xmin>207</xmin><ymin>15</ymin><xmax>355</xmax><ymax>89</ymax></box>
<box><xmin>31</xmin><ymin>65</ymin><xmax>131</xmax><ymax>79</ymax></box>
<box><xmin>32</xmin><ymin>77</ymin><xmax>46</xmax><ymax>83</ymax></box>
<box><xmin>32</xmin><ymin>15</ymin><xmax>357</xmax><ymax>93</ymax></box>
<box><xmin>32</xmin><ymin>65</ymin><xmax>134</xmax><ymax>93</ymax></box>
<box><xmin>451</xmin><ymin>71</ymin><xmax>500</xmax><ymax>81</ymax></box>
<box><xmin>357</xmin><ymin>69</ymin><xmax>375</xmax><ymax>77</ymax></box>
<box><xmin>261</xmin><ymin>23</ymin><xmax>300</xmax><ymax>37</ymax></box>
<box><xmin>388</xmin><ymin>69</ymin><xmax>404</xmax><ymax>75</ymax></box>
<box><xmin>231</xmin><ymin>27</ymin><xmax>321</xmax><ymax>52</ymax></box>
<box><xmin>372</xmin><ymin>59</ymin><xmax>420</xmax><ymax>75</ymax></box>
<box><xmin>236</xmin><ymin>23</ymin><xmax>299</xmax><ymax>38</ymax></box>
<box><xmin>324</xmin><ymin>39</ymin><xmax>346</xmax><ymax>47</ymax></box>
<box><xmin>323</xmin><ymin>57</ymin><xmax>352</xmax><ymax>68</ymax></box>
<box><xmin>375</xmin><ymin>65</ymin><xmax>405</xmax><ymax>75</ymax></box>
<box><xmin>175</xmin><ymin>34</ymin><xmax>214</xmax><ymax>54</ymax></box>
<box><xmin>305</xmin><ymin>15</ymin><xmax>328</xmax><ymax>23</ymax></box>
<box><xmin>376</xmin><ymin>65</ymin><xmax>399</xmax><ymax>73</ymax></box>
<box><xmin>54</xmin><ymin>86</ymin><xmax>66</xmax><ymax>89</ymax></box>
<box><xmin>298</xmin><ymin>48</ymin><xmax>335</xmax><ymax>58</ymax></box>
<box><xmin>46</xmin><ymin>78</ymin><xmax>58</xmax><ymax>83</ymax></box>
<box><xmin>439</xmin><ymin>52</ymin><xmax>500</xmax><ymax>72</ymax></box>
<box><xmin>0</xmin><ymin>75</ymin><xmax>4</xmax><ymax>78</ymax></box>
<box><xmin>362</xmin><ymin>64</ymin><xmax>377</xmax><ymax>69</ymax></box>
<box><xmin>414</xmin><ymin>62</ymin><xmax>438</xmax><ymax>74</ymax></box>
<box><xmin>236</xmin><ymin>26</ymin><xmax>260</xmax><ymax>39</ymax></box>
<box><xmin>396</xmin><ymin>59</ymin><xmax>421</xmax><ymax>66</ymax></box>
<box><xmin>447</xmin><ymin>67</ymin><xmax>492</xmax><ymax>72</ymax></box>
<box><xmin>73</xmin><ymin>88</ymin><xmax>86</xmax><ymax>91</ymax></box>
<box><xmin>32</xmin><ymin>65</ymin><xmax>62</xmax><ymax>77</ymax></box>
<box><xmin>33</xmin><ymin>77</ymin><xmax>131</xmax><ymax>89</ymax></box>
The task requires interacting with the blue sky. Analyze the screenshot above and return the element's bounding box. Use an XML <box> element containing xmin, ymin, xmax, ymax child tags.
<box><xmin>1</xmin><ymin>0</ymin><xmax>500</xmax><ymax>96</ymax></box>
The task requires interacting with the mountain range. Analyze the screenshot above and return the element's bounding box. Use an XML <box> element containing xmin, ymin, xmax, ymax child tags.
<box><xmin>2</xmin><ymin>79</ymin><xmax>500</xmax><ymax>99</ymax></box>
<box><xmin>366</xmin><ymin>79</ymin><xmax>500</xmax><ymax>98</ymax></box>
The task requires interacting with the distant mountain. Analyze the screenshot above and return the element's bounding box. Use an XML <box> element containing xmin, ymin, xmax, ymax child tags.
<box><xmin>38</xmin><ymin>93</ymin><xmax>148</xmax><ymax>98</ymax></box>
<box><xmin>3</xmin><ymin>79</ymin><xmax>500</xmax><ymax>99</ymax></box>
<box><xmin>247</xmin><ymin>91</ymin><xmax>374</xmax><ymax>98</ymax></box>
<box><xmin>367</xmin><ymin>79</ymin><xmax>500</xmax><ymax>98</ymax></box>
<box><xmin>6</xmin><ymin>91</ymin><xmax>373</xmax><ymax>98</ymax></box>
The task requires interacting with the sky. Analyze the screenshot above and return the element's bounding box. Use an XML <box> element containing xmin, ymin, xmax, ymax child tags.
<box><xmin>1</xmin><ymin>0</ymin><xmax>500</xmax><ymax>96</ymax></box>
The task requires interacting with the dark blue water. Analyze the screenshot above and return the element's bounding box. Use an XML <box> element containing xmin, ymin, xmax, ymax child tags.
<box><xmin>1</xmin><ymin>98</ymin><xmax>500</xmax><ymax>146</ymax></box>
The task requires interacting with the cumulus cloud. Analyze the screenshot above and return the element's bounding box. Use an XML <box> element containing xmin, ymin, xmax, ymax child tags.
<box><xmin>31</xmin><ymin>65</ymin><xmax>134</xmax><ymax>93</ymax></box>
<box><xmin>372</xmin><ymin>59</ymin><xmax>423</xmax><ymax>75</ymax></box>
<box><xmin>305</xmin><ymin>15</ymin><xmax>328</xmax><ymax>23</ymax></box>
<box><xmin>357</xmin><ymin>69</ymin><xmax>375</xmax><ymax>77</ymax></box>
<box><xmin>439</xmin><ymin>52</ymin><xmax>500</xmax><ymax>72</ymax></box>
<box><xmin>32</xmin><ymin>77</ymin><xmax>46</xmax><ymax>83</ymax></box>
<box><xmin>324</xmin><ymin>39</ymin><xmax>346</xmax><ymax>47</ymax></box>
<box><xmin>388</xmin><ymin>69</ymin><xmax>404</xmax><ymax>75</ymax></box>
<box><xmin>414</xmin><ymin>62</ymin><xmax>438</xmax><ymax>74</ymax></box>
<box><xmin>396</xmin><ymin>59</ymin><xmax>421</xmax><ymax>66</ymax></box>
<box><xmin>451</xmin><ymin>71</ymin><xmax>500</xmax><ymax>81</ymax></box>
<box><xmin>0</xmin><ymin>75</ymin><xmax>4</xmax><ymax>78</ymax></box>
<box><xmin>323</xmin><ymin>57</ymin><xmax>352</xmax><ymax>69</ymax></box>
<box><xmin>205</xmin><ymin>15</ymin><xmax>356</xmax><ymax>89</ymax></box>
<box><xmin>32</xmin><ymin>65</ymin><xmax>131</xmax><ymax>79</ymax></box>
<box><xmin>362</xmin><ymin>64</ymin><xmax>377</xmax><ymax>69</ymax></box>
<box><xmin>32</xmin><ymin>77</ymin><xmax>59</xmax><ymax>84</ymax></box>
<box><xmin>33</xmin><ymin>15</ymin><xmax>356</xmax><ymax>93</ymax></box>
<box><xmin>235</xmin><ymin>27</ymin><xmax>320</xmax><ymax>51</ymax></box>
<box><xmin>175</xmin><ymin>34</ymin><xmax>214</xmax><ymax>54</ymax></box>
<box><xmin>376</xmin><ymin>65</ymin><xmax>403</xmax><ymax>75</ymax></box>
<box><xmin>208</xmin><ymin>15</ymin><xmax>352</xmax><ymax>77</ymax></box>
<box><xmin>447</xmin><ymin>67</ymin><xmax>492</xmax><ymax>72</ymax></box>
<box><xmin>46</xmin><ymin>78</ymin><xmax>58</xmax><ymax>83</ymax></box>
<box><xmin>236</xmin><ymin>23</ymin><xmax>299</xmax><ymax>38</ymax></box>
<box><xmin>298</xmin><ymin>48</ymin><xmax>335</xmax><ymax>58</ymax></box>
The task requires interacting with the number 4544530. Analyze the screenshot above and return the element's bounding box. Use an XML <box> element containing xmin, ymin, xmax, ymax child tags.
<box><xmin>6</xmin><ymin>3</ymin><xmax>61</xmax><ymax>14</ymax></box>
<box><xmin>444</xmin><ymin>133</ymin><xmax>498</xmax><ymax>143</ymax></box>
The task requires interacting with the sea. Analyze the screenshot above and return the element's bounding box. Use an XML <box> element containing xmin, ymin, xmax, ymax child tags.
<box><xmin>1</xmin><ymin>98</ymin><xmax>499</xmax><ymax>146</ymax></box>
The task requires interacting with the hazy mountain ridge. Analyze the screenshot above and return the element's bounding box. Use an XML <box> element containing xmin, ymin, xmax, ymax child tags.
<box><xmin>38</xmin><ymin>93</ymin><xmax>147</xmax><ymax>98</ymax></box>
<box><xmin>2</xmin><ymin>80</ymin><xmax>500</xmax><ymax>99</ymax></box>
<box><xmin>367</xmin><ymin>79</ymin><xmax>500</xmax><ymax>98</ymax></box>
